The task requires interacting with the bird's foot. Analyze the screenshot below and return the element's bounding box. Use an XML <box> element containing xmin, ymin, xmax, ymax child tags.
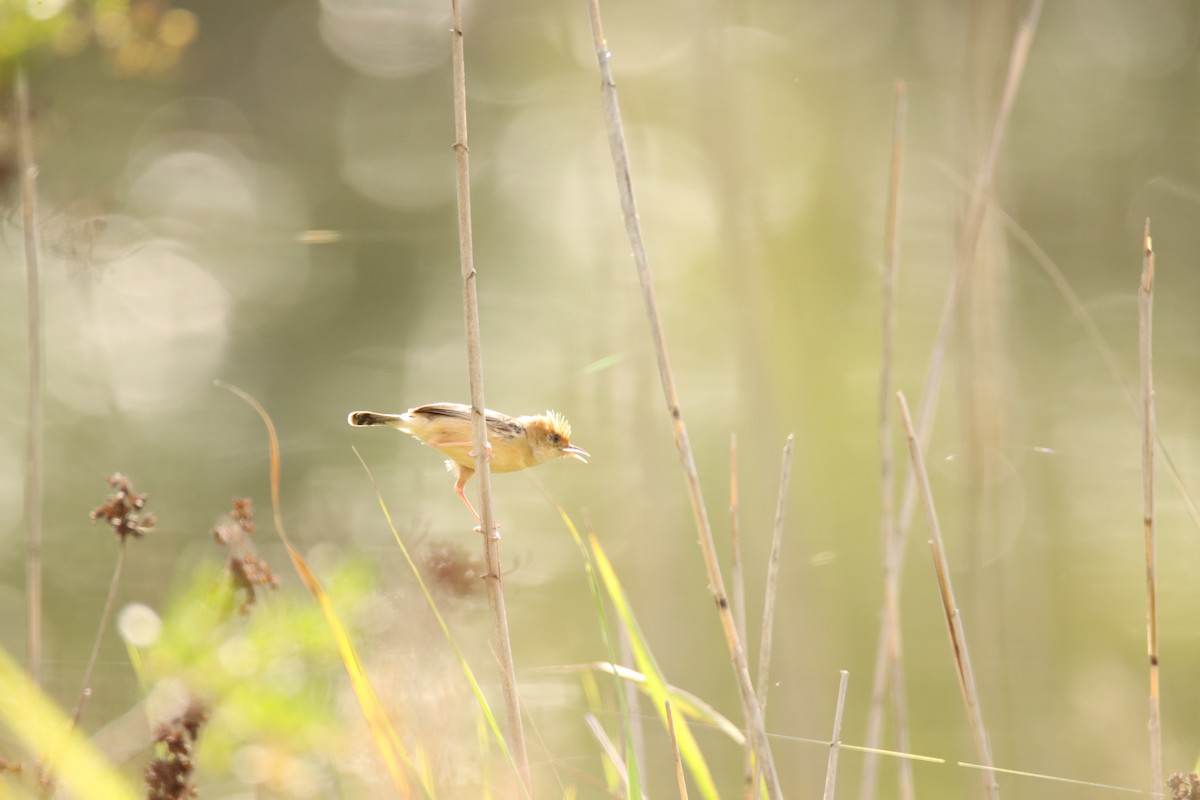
<box><xmin>468</xmin><ymin>442</ymin><xmax>494</xmax><ymax>461</ymax></box>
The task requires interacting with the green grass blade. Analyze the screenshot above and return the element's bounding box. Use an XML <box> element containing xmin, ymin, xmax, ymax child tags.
<box><xmin>532</xmin><ymin>478</ymin><xmax>642</xmax><ymax>800</ymax></box>
<box><xmin>590</xmin><ymin>534</ymin><xmax>719</xmax><ymax>800</ymax></box>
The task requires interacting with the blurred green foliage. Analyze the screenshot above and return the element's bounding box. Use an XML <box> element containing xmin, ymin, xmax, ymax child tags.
<box><xmin>0</xmin><ymin>0</ymin><xmax>196</xmax><ymax>79</ymax></box>
<box><xmin>145</xmin><ymin>557</ymin><xmax>376</xmax><ymax>786</ymax></box>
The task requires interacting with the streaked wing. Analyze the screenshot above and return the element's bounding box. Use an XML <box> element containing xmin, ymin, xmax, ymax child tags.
<box><xmin>410</xmin><ymin>403</ymin><xmax>525</xmax><ymax>441</ymax></box>
<box><xmin>410</xmin><ymin>403</ymin><xmax>472</xmax><ymax>421</ymax></box>
<box><xmin>484</xmin><ymin>412</ymin><xmax>525</xmax><ymax>440</ymax></box>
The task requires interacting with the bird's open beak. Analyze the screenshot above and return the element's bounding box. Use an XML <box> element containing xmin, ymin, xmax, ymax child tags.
<box><xmin>563</xmin><ymin>445</ymin><xmax>589</xmax><ymax>464</ymax></box>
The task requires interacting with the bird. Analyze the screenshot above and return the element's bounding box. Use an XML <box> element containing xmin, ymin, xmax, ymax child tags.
<box><xmin>348</xmin><ymin>403</ymin><xmax>588</xmax><ymax>521</ymax></box>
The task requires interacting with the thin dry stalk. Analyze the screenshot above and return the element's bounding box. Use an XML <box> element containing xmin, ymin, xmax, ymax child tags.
<box><xmin>583</xmin><ymin>713</ymin><xmax>630</xmax><ymax>795</ymax></box>
<box><xmin>897</xmin><ymin>392</ymin><xmax>998</xmax><ymax>800</ymax></box>
<box><xmin>1139</xmin><ymin>220</ymin><xmax>1162</xmax><ymax>791</ymax></box>
<box><xmin>750</xmin><ymin>434</ymin><xmax>794</xmax><ymax>796</ymax></box>
<box><xmin>986</xmin><ymin>203</ymin><xmax>1200</xmax><ymax>534</ymax></box>
<box><xmin>616</xmin><ymin>621</ymin><xmax>646</xmax><ymax>788</ymax></box>
<box><xmin>822</xmin><ymin>670</ymin><xmax>850</xmax><ymax>800</ymax></box>
<box><xmin>755</xmin><ymin>434</ymin><xmax>795</xmax><ymax>713</ymax></box>
<box><xmin>863</xmin><ymin>7</ymin><xmax>1043</xmax><ymax>795</ymax></box>
<box><xmin>448</xmin><ymin>2</ymin><xmax>531</xmax><ymax>792</ymax></box>
<box><xmin>861</xmin><ymin>79</ymin><xmax>915</xmax><ymax>800</ymax></box>
<box><xmin>665</xmin><ymin>700</ymin><xmax>688</xmax><ymax>800</ymax></box>
<box><xmin>70</xmin><ymin>542</ymin><xmax>128</xmax><ymax>727</ymax></box>
<box><xmin>16</xmin><ymin>66</ymin><xmax>45</xmax><ymax>685</ymax></box>
<box><xmin>730</xmin><ymin>434</ymin><xmax>748</xmax><ymax>651</ymax></box>
<box><xmin>893</xmin><ymin>0</ymin><xmax>1045</xmax><ymax>573</ymax></box>
<box><xmin>883</xmin><ymin>643</ymin><xmax>913</xmax><ymax>799</ymax></box>
<box><xmin>729</xmin><ymin>434</ymin><xmax>754</xmax><ymax>798</ymax></box>
<box><xmin>582</xmin><ymin>2</ymin><xmax>781</xmax><ymax>794</ymax></box>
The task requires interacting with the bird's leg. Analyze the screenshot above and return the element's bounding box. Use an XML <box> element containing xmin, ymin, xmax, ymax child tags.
<box><xmin>453</xmin><ymin>465</ymin><xmax>480</xmax><ymax>523</ymax></box>
<box><xmin>454</xmin><ymin>465</ymin><xmax>501</xmax><ymax>535</ymax></box>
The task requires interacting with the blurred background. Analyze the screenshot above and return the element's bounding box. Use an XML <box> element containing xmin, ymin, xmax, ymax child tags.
<box><xmin>3</xmin><ymin>0</ymin><xmax>1200</xmax><ymax>797</ymax></box>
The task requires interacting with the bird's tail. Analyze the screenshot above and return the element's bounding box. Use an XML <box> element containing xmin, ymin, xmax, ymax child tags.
<box><xmin>347</xmin><ymin>411</ymin><xmax>406</xmax><ymax>428</ymax></box>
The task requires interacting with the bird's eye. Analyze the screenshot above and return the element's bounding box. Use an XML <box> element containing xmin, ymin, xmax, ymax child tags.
<box><xmin>549</xmin><ymin>433</ymin><xmax>562</xmax><ymax>446</ymax></box>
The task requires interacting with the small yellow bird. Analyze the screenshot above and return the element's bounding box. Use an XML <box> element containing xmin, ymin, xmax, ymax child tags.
<box><xmin>348</xmin><ymin>403</ymin><xmax>588</xmax><ymax>521</ymax></box>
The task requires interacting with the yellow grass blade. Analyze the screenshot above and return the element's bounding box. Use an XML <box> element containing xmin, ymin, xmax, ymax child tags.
<box><xmin>290</xmin><ymin>555</ymin><xmax>425</xmax><ymax>796</ymax></box>
<box><xmin>216</xmin><ymin>381</ymin><xmax>423</xmax><ymax>798</ymax></box>
<box><xmin>0</xmin><ymin>646</ymin><xmax>138</xmax><ymax>800</ymax></box>
<box><xmin>544</xmin><ymin>662</ymin><xmax>744</xmax><ymax>746</ymax></box>
<box><xmin>476</xmin><ymin>713</ymin><xmax>493</xmax><ymax>800</ymax></box>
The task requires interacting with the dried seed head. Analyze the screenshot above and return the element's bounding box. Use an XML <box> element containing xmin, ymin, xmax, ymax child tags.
<box><xmin>90</xmin><ymin>473</ymin><xmax>155</xmax><ymax>541</ymax></box>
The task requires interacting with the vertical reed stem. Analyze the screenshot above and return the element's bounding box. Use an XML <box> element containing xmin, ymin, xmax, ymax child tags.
<box><xmin>1138</xmin><ymin>220</ymin><xmax>1162</xmax><ymax>793</ymax></box>
<box><xmin>665</xmin><ymin>699</ymin><xmax>689</xmax><ymax>800</ymax></box>
<box><xmin>16</xmin><ymin>65</ymin><xmax>45</xmax><ymax>686</ymax></box>
<box><xmin>582</xmin><ymin>1</ymin><xmax>780</xmax><ymax>794</ymax></box>
<box><xmin>898</xmin><ymin>392</ymin><xmax>998</xmax><ymax>800</ymax></box>
<box><xmin>862</xmin><ymin>79</ymin><xmax>914</xmax><ymax>800</ymax></box>
<box><xmin>755</xmin><ymin>435</ymin><xmax>795</xmax><ymax>714</ymax></box>
<box><xmin>863</xmin><ymin>5</ymin><xmax>1044</xmax><ymax>793</ymax></box>
<box><xmin>729</xmin><ymin>434</ymin><xmax>754</xmax><ymax>798</ymax></box>
<box><xmin>822</xmin><ymin>670</ymin><xmax>850</xmax><ymax>800</ymax></box>
<box><xmin>448</xmin><ymin>2</ymin><xmax>531</xmax><ymax>792</ymax></box>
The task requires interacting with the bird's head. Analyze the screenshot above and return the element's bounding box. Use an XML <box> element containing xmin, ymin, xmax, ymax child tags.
<box><xmin>525</xmin><ymin>411</ymin><xmax>589</xmax><ymax>465</ymax></box>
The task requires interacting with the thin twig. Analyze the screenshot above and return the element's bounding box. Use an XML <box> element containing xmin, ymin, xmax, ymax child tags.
<box><xmin>16</xmin><ymin>65</ymin><xmax>45</xmax><ymax>686</ymax></box>
<box><xmin>730</xmin><ymin>434</ymin><xmax>755</xmax><ymax>799</ymax></box>
<box><xmin>897</xmin><ymin>392</ymin><xmax>998</xmax><ymax>800</ymax></box>
<box><xmin>755</xmin><ymin>434</ymin><xmax>795</xmax><ymax>714</ymax></box>
<box><xmin>448</xmin><ymin>1</ymin><xmax>531</xmax><ymax>792</ymax></box>
<box><xmin>665</xmin><ymin>700</ymin><xmax>689</xmax><ymax>800</ymax></box>
<box><xmin>862</xmin><ymin>79</ymin><xmax>914</xmax><ymax>800</ymax></box>
<box><xmin>582</xmin><ymin>2</ymin><xmax>781</xmax><ymax>795</ymax></box>
<box><xmin>822</xmin><ymin>670</ymin><xmax>851</xmax><ymax>800</ymax></box>
<box><xmin>1138</xmin><ymin>220</ymin><xmax>1161</xmax><ymax>793</ymax></box>
<box><xmin>71</xmin><ymin>542</ymin><xmax>128</xmax><ymax>727</ymax></box>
